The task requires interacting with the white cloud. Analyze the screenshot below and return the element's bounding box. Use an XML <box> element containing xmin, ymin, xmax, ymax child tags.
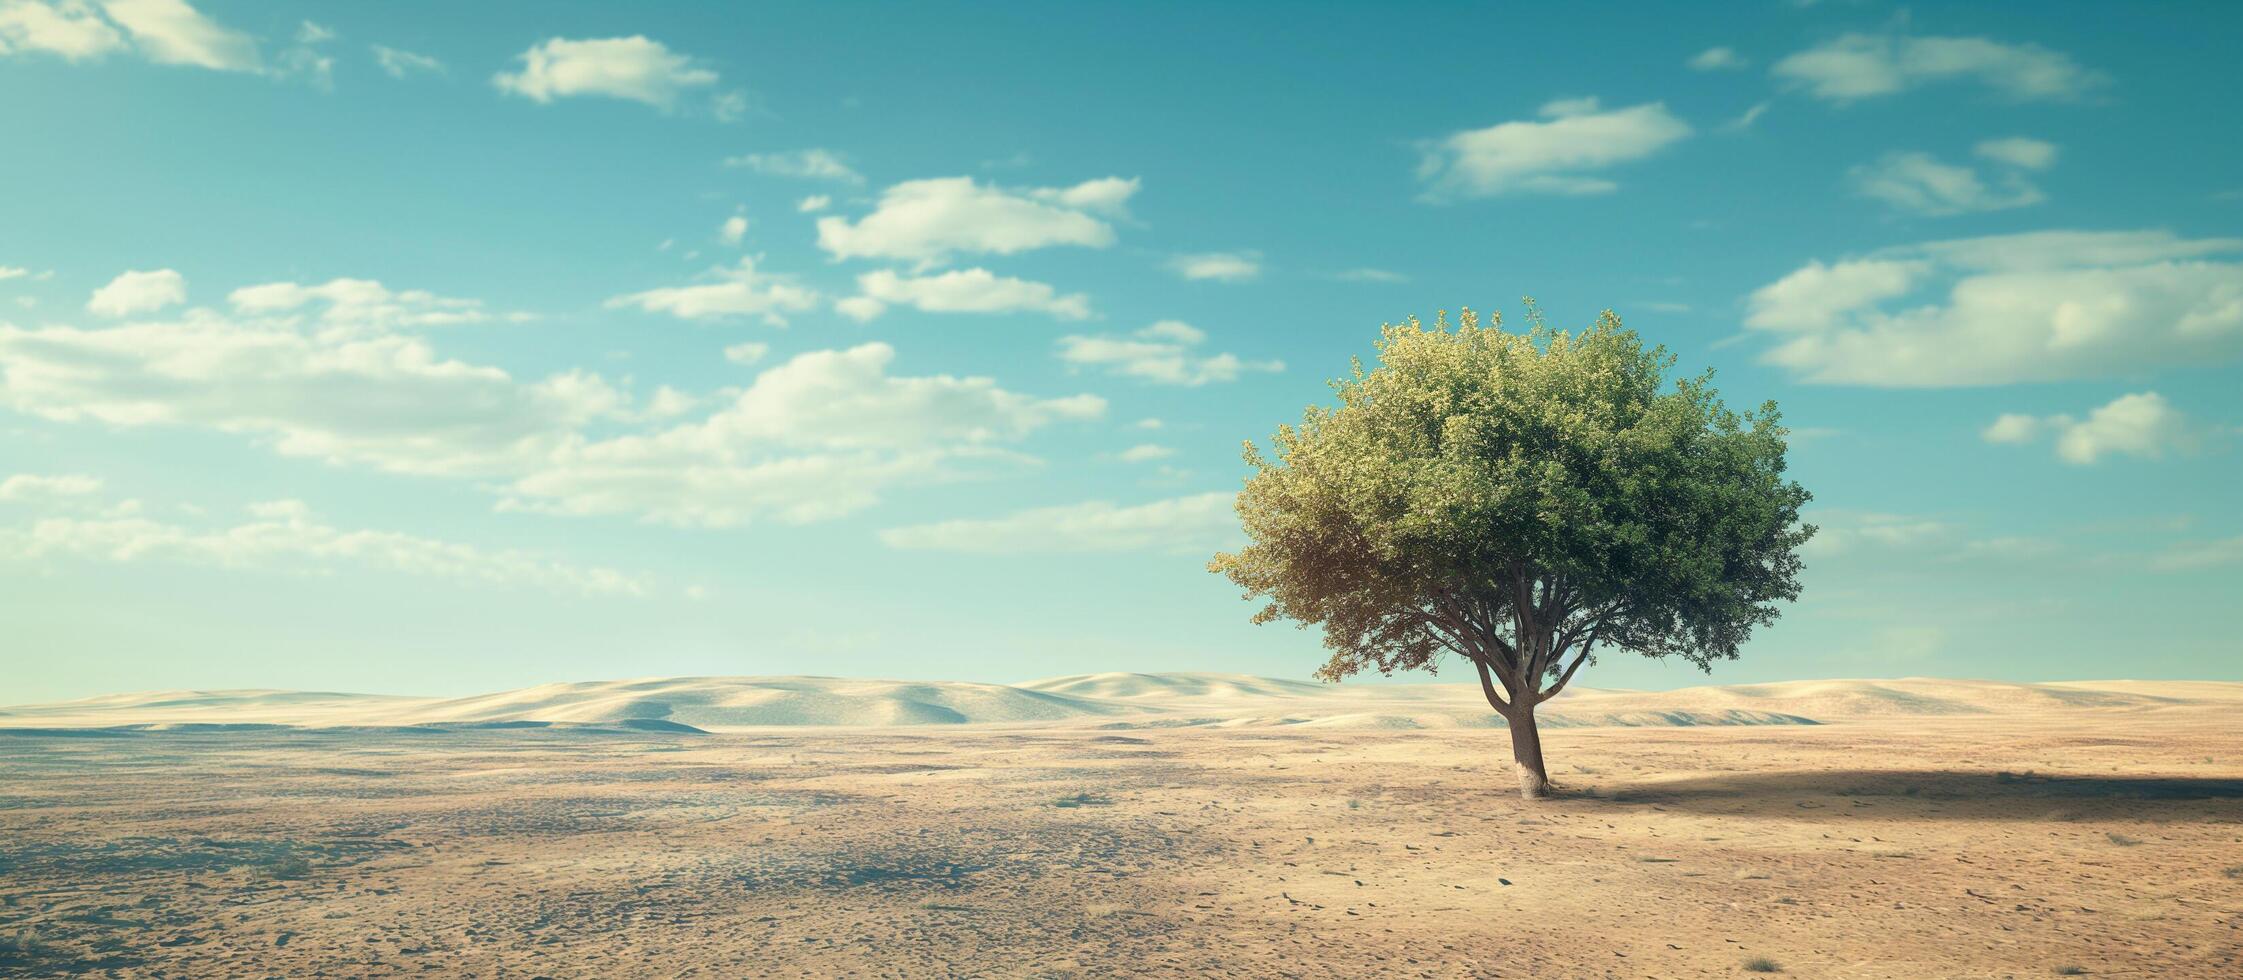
<box><xmin>797</xmin><ymin>194</ymin><xmax>831</xmax><ymax>213</ymax></box>
<box><xmin>1170</xmin><ymin>251</ymin><xmax>1261</xmax><ymax>282</ymax></box>
<box><xmin>86</xmin><ymin>268</ymin><xmax>184</xmax><ymax>316</ymax></box>
<box><xmin>100</xmin><ymin>0</ymin><xmax>256</xmax><ymax>71</ymax></box>
<box><xmin>0</xmin><ymin>0</ymin><xmax>124</xmax><ymax>60</ymax></box>
<box><xmin>606</xmin><ymin>257</ymin><xmax>819</xmax><ymax>325</ymax></box>
<box><xmin>2055</xmin><ymin>394</ymin><xmax>2190</xmax><ymax>465</ymax></box>
<box><xmin>1975</xmin><ymin>137</ymin><xmax>2058</xmax><ymax>170</ymax></box>
<box><xmin>1743</xmin><ymin>258</ymin><xmax>1922</xmax><ymax>331</ymax></box>
<box><xmin>0</xmin><ymin>266</ymin><xmax>31</xmax><ymax>279</ymax></box>
<box><xmin>816</xmin><ymin>176</ymin><xmax>1137</xmax><ymax>265</ymax></box>
<box><xmin>878</xmin><ymin>491</ymin><xmax>1236</xmax><ymax>554</ymax></box>
<box><xmin>1722</xmin><ymin>101</ymin><xmax>1771</xmax><ymax>131</ymax></box>
<box><xmin>1</xmin><ymin>289</ymin><xmax>1102</xmax><ymax>529</ymax></box>
<box><xmin>1773</xmin><ymin>32</ymin><xmax>2104</xmax><ymax>102</ymax></box>
<box><xmin>0</xmin><ymin>308</ymin><xmax>619</xmax><ymax>476</ymax></box>
<box><xmin>641</xmin><ymin>385</ymin><xmax>697</xmax><ymax>420</ymax></box>
<box><xmin>1688</xmin><ymin>46</ymin><xmax>1747</xmax><ymax>71</ymax></box>
<box><xmin>1416</xmin><ymin>97</ymin><xmax>1691</xmax><ymax>198</ymax></box>
<box><xmin>840</xmin><ymin>268</ymin><xmax>1091</xmax><ymax>321</ymax></box>
<box><xmin>228</xmin><ymin>277</ymin><xmax>506</xmax><ymax>330</ymax></box>
<box><xmin>1803</xmin><ymin>510</ymin><xmax>2092</xmax><ymax>567</ymax></box>
<box><xmin>724</xmin><ymin>148</ymin><xmax>862</xmax><ymax>184</ymax></box>
<box><xmin>370</xmin><ymin>43</ymin><xmax>439</xmax><ymax>78</ymax></box>
<box><xmin>1798</xmin><ymin>510</ymin><xmax>1958</xmax><ymax>558</ymax></box>
<box><xmin>1946</xmin><ymin>536</ymin><xmax>2063</xmax><ymax>563</ymax></box>
<box><xmin>710</xmin><ymin>89</ymin><xmax>747</xmax><ymax>122</ymax></box>
<box><xmin>501</xmin><ymin>343</ymin><xmax>1104</xmax><ymax>527</ymax></box>
<box><xmin>1745</xmin><ymin>230</ymin><xmax>2243</xmax><ymax>385</ymax></box>
<box><xmin>1057</xmin><ymin>320</ymin><xmax>1282</xmax><ymax>386</ymax></box>
<box><xmin>493</xmin><ymin>36</ymin><xmax>717</xmax><ymax>111</ymax></box>
<box><xmin>1</xmin><ymin>0</ymin><xmax>275</xmax><ymax>74</ymax></box>
<box><xmin>720</xmin><ymin>213</ymin><xmax>747</xmax><ymax>245</ymax></box>
<box><xmin>1117</xmin><ymin>443</ymin><xmax>1173</xmax><ymax>463</ymax></box>
<box><xmin>0</xmin><ymin>472</ymin><xmax>102</xmax><ymax>502</ymax></box>
<box><xmin>0</xmin><ymin>497</ymin><xmax>650</xmax><ymax>596</ymax></box>
<box><xmin>1850</xmin><ymin>150</ymin><xmax>2044</xmax><ymax>216</ymax></box>
<box><xmin>833</xmin><ymin>296</ymin><xmax>884</xmax><ymax>322</ymax></box>
<box><xmin>1333</xmin><ymin>267</ymin><xmax>1408</xmax><ymax>284</ymax></box>
<box><xmin>722</xmin><ymin>341</ymin><xmax>769</xmax><ymax>365</ymax></box>
<box><xmin>276</xmin><ymin>25</ymin><xmax>333</xmax><ymax>90</ymax></box>
<box><xmin>2150</xmin><ymin>536</ymin><xmax>2243</xmax><ymax>572</ymax></box>
<box><xmin>1979</xmin><ymin>413</ymin><xmax>2043</xmax><ymax>445</ymax></box>
<box><xmin>1982</xmin><ymin>392</ymin><xmax>2194</xmax><ymax>465</ymax></box>
<box><xmin>671</xmin><ymin>343</ymin><xmax>1101</xmax><ymax>450</ymax></box>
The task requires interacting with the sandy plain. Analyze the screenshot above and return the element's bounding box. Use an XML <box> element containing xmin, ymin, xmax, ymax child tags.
<box><xmin>2</xmin><ymin>675</ymin><xmax>2240</xmax><ymax>978</ymax></box>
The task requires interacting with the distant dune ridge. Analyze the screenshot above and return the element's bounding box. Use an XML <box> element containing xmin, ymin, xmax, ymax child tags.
<box><xmin>2</xmin><ymin>673</ymin><xmax>2236</xmax><ymax>733</ymax></box>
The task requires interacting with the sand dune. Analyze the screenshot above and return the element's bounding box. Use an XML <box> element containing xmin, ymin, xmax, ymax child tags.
<box><xmin>390</xmin><ymin>676</ymin><xmax>1141</xmax><ymax>728</ymax></box>
<box><xmin>0</xmin><ymin>676</ymin><xmax>1142</xmax><ymax>731</ymax></box>
<box><xmin>1020</xmin><ymin>671</ymin><xmax>1333</xmax><ymax>700</ymax></box>
<box><xmin>6</xmin><ymin>672</ymin><xmax>2237</xmax><ymax>732</ymax></box>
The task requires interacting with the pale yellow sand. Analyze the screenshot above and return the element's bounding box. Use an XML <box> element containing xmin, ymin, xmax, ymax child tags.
<box><xmin>1</xmin><ymin>682</ymin><xmax>2238</xmax><ymax>977</ymax></box>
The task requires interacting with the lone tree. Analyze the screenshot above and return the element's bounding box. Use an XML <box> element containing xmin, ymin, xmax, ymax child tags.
<box><xmin>1210</xmin><ymin>306</ymin><xmax>1813</xmax><ymax>799</ymax></box>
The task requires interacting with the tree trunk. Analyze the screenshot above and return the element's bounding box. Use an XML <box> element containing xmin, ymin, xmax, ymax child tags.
<box><xmin>1507</xmin><ymin>705</ymin><xmax>1551</xmax><ymax>800</ymax></box>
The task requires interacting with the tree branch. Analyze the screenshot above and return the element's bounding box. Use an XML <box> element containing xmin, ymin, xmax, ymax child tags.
<box><xmin>1472</xmin><ymin>657</ymin><xmax>1513</xmax><ymax>717</ymax></box>
<box><xmin>1536</xmin><ymin>645</ymin><xmax>1593</xmax><ymax>704</ymax></box>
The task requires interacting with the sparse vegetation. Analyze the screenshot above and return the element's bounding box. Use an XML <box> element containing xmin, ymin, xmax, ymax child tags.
<box><xmin>0</xmin><ymin>927</ymin><xmax>50</xmax><ymax>967</ymax></box>
<box><xmin>2105</xmin><ymin>833</ymin><xmax>2141</xmax><ymax>847</ymax></box>
<box><xmin>1743</xmin><ymin>956</ymin><xmax>1783</xmax><ymax>973</ymax></box>
<box><xmin>2224</xmin><ymin>864</ymin><xmax>2243</xmax><ymax>879</ymax></box>
<box><xmin>1050</xmin><ymin>792</ymin><xmax>1113</xmax><ymax>808</ymax></box>
<box><xmin>257</xmin><ymin>852</ymin><xmax>313</xmax><ymax>880</ymax></box>
<box><xmin>2053</xmin><ymin>967</ymin><xmax>2089</xmax><ymax>976</ymax></box>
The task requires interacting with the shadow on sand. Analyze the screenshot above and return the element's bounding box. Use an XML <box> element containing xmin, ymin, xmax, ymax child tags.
<box><xmin>1593</xmin><ymin>769</ymin><xmax>2243</xmax><ymax>818</ymax></box>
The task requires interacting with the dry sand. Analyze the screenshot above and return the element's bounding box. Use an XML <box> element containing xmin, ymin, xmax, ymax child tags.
<box><xmin>2</xmin><ymin>675</ymin><xmax>2240</xmax><ymax>977</ymax></box>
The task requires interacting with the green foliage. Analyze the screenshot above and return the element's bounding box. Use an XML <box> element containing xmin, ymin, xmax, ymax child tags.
<box><xmin>1211</xmin><ymin>304</ymin><xmax>1812</xmax><ymax>705</ymax></box>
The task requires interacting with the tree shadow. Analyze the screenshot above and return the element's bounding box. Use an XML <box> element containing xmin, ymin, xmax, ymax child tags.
<box><xmin>1589</xmin><ymin>769</ymin><xmax>2243</xmax><ymax>819</ymax></box>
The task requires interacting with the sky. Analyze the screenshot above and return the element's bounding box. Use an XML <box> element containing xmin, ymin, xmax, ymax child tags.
<box><xmin>2</xmin><ymin>0</ymin><xmax>2239</xmax><ymax>702</ymax></box>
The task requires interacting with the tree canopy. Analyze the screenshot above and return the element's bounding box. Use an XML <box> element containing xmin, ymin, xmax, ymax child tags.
<box><xmin>1210</xmin><ymin>305</ymin><xmax>1814</xmax><ymax>797</ymax></box>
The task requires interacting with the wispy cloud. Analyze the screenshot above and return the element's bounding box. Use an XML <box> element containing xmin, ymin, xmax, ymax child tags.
<box><xmin>816</xmin><ymin>176</ymin><xmax>1137</xmax><ymax>266</ymax></box>
<box><xmin>724</xmin><ymin>148</ymin><xmax>863</xmax><ymax>184</ymax></box>
<box><xmin>1417</xmin><ymin>97</ymin><xmax>1690</xmax><ymax>199</ymax></box>
<box><xmin>1982</xmin><ymin>392</ymin><xmax>2198</xmax><ymax>465</ymax></box>
<box><xmin>0</xmin><ymin>492</ymin><xmax>652</xmax><ymax>596</ymax></box>
<box><xmin>1169</xmin><ymin>251</ymin><xmax>1262</xmax><ymax>283</ymax></box>
<box><xmin>1057</xmin><ymin>321</ymin><xmax>1281</xmax><ymax>386</ymax></box>
<box><xmin>606</xmin><ymin>257</ymin><xmax>818</xmax><ymax>325</ymax></box>
<box><xmin>838</xmin><ymin>268</ymin><xmax>1091</xmax><ymax>321</ymax></box>
<box><xmin>494</xmin><ymin>35</ymin><xmax>735</xmax><ymax>116</ymax></box>
<box><xmin>1774</xmin><ymin>32</ymin><xmax>2105</xmax><ymax>102</ymax></box>
<box><xmin>1745</xmin><ymin>231</ymin><xmax>2243</xmax><ymax>385</ymax></box>
<box><xmin>880</xmin><ymin>492</ymin><xmax>1236</xmax><ymax>554</ymax></box>
<box><xmin>370</xmin><ymin>43</ymin><xmax>441</xmax><ymax>78</ymax></box>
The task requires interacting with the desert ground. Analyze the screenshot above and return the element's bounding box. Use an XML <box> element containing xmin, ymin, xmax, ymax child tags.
<box><xmin>2</xmin><ymin>675</ymin><xmax>2240</xmax><ymax>978</ymax></box>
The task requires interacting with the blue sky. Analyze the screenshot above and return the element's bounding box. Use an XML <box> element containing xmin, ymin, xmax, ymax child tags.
<box><xmin>2</xmin><ymin>1</ymin><xmax>2238</xmax><ymax>702</ymax></box>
